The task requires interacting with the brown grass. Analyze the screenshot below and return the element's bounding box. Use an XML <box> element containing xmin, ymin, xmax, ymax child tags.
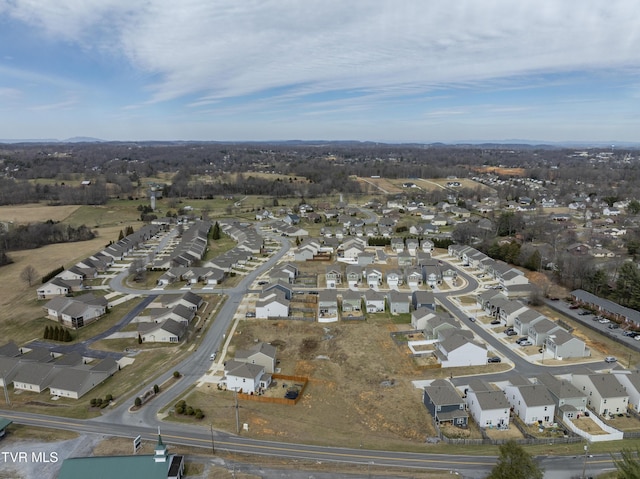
<box><xmin>173</xmin><ymin>316</ymin><xmax>436</xmax><ymax>450</ymax></box>
<box><xmin>0</xmin><ymin>204</ymin><xmax>81</xmax><ymax>224</ymax></box>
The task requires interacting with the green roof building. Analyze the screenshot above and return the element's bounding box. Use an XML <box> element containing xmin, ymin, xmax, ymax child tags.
<box><xmin>57</xmin><ymin>431</ymin><xmax>184</xmax><ymax>479</ymax></box>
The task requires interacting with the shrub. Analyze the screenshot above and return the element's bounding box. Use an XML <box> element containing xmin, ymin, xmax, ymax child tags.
<box><xmin>186</xmin><ymin>406</ymin><xmax>194</xmax><ymax>416</ymax></box>
<box><xmin>90</xmin><ymin>398</ymin><xmax>97</xmax><ymax>407</ymax></box>
<box><xmin>195</xmin><ymin>409</ymin><xmax>204</xmax><ymax>419</ymax></box>
<box><xmin>173</xmin><ymin>371</ymin><xmax>181</xmax><ymax>378</ymax></box>
<box><xmin>153</xmin><ymin>384</ymin><xmax>160</xmax><ymax>394</ymax></box>
<box><xmin>134</xmin><ymin>397</ymin><xmax>142</xmax><ymax>407</ymax></box>
<box><xmin>105</xmin><ymin>394</ymin><xmax>113</xmax><ymax>402</ymax></box>
<box><xmin>175</xmin><ymin>400</ymin><xmax>186</xmax><ymax>409</ymax></box>
<box><xmin>175</xmin><ymin>406</ymin><xmax>184</xmax><ymax>415</ymax></box>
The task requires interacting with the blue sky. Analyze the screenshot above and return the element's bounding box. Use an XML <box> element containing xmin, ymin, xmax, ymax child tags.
<box><xmin>1</xmin><ymin>0</ymin><xmax>640</xmax><ymax>143</ymax></box>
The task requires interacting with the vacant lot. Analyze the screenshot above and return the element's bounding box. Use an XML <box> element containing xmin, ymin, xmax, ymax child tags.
<box><xmin>174</xmin><ymin>315</ymin><xmax>515</xmax><ymax>451</ymax></box>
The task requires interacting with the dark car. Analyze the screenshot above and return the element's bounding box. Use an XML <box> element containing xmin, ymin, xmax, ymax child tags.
<box><xmin>468</xmin><ymin>316</ymin><xmax>476</xmax><ymax>322</ymax></box>
<box><xmin>490</xmin><ymin>319</ymin><xmax>501</xmax><ymax>325</ymax></box>
<box><xmin>578</xmin><ymin>311</ymin><xmax>591</xmax><ymax>316</ymax></box>
<box><xmin>505</xmin><ymin>329</ymin><xmax>517</xmax><ymax>336</ymax></box>
<box><xmin>487</xmin><ymin>356</ymin><xmax>501</xmax><ymax>363</ymax></box>
<box><xmin>608</xmin><ymin>323</ymin><xmax>619</xmax><ymax>330</ymax></box>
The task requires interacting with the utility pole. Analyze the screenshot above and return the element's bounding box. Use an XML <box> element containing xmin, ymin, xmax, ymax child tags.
<box><xmin>581</xmin><ymin>442</ymin><xmax>589</xmax><ymax>479</ymax></box>
<box><xmin>234</xmin><ymin>388</ymin><xmax>240</xmax><ymax>434</ymax></box>
<box><xmin>2</xmin><ymin>377</ymin><xmax>10</xmax><ymax>405</ymax></box>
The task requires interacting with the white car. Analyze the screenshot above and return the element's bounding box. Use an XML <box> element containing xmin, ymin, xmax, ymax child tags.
<box><xmin>604</xmin><ymin>356</ymin><xmax>617</xmax><ymax>363</ymax></box>
<box><xmin>598</xmin><ymin>318</ymin><xmax>610</xmax><ymax>324</ymax></box>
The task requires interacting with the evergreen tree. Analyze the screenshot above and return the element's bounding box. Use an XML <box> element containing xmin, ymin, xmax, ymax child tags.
<box><xmin>212</xmin><ymin>221</ymin><xmax>221</xmax><ymax>240</ymax></box>
<box><xmin>118</xmin><ymin>229</ymin><xmax>124</xmax><ymax>240</ymax></box>
<box><xmin>52</xmin><ymin>326</ymin><xmax>60</xmax><ymax>341</ymax></box>
<box><xmin>524</xmin><ymin>250</ymin><xmax>542</xmax><ymax>271</ymax></box>
<box><xmin>125</xmin><ymin>225</ymin><xmax>134</xmax><ymax>236</ymax></box>
<box><xmin>44</xmin><ymin>325</ymin><xmax>50</xmax><ymax>340</ymax></box>
<box><xmin>487</xmin><ymin>441</ymin><xmax>544</xmax><ymax>479</ymax></box>
<box><xmin>64</xmin><ymin>329</ymin><xmax>72</xmax><ymax>342</ymax></box>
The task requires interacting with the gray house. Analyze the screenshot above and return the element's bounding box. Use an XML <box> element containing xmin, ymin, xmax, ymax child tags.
<box><xmin>544</xmin><ymin>329</ymin><xmax>590</xmax><ymax>359</ymax></box>
<box><xmin>387</xmin><ymin>291</ymin><xmax>410</xmax><ymax>314</ymax></box>
<box><xmin>422</xmin><ymin>379</ymin><xmax>468</xmax><ymax>428</ymax></box>
<box><xmin>535</xmin><ymin>372</ymin><xmax>587</xmax><ymax>421</ymax></box>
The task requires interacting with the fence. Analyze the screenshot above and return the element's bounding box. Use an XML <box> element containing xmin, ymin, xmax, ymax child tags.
<box><xmin>237</xmin><ymin>373</ymin><xmax>309</xmax><ymax>405</ymax></box>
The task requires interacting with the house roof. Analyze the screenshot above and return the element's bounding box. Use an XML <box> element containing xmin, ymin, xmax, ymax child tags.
<box><xmin>226</xmin><ymin>362</ymin><xmax>264</xmax><ymax>379</ymax></box>
<box><xmin>424</xmin><ymin>379</ymin><xmax>464</xmax><ymax>406</ymax></box>
<box><xmin>13</xmin><ymin>362</ymin><xmax>57</xmax><ymax>386</ymax></box>
<box><xmin>511</xmin><ymin>384</ymin><xmax>554</xmax><ymax>407</ymax></box>
<box><xmin>0</xmin><ymin>341</ymin><xmax>21</xmax><ymax>358</ymax></box>
<box><xmin>473</xmin><ymin>390</ymin><xmax>510</xmax><ymax>410</ymax></box>
<box><xmin>577</xmin><ymin>373</ymin><xmax>627</xmax><ymax>399</ymax></box>
<box><xmin>536</xmin><ymin>372</ymin><xmax>585</xmax><ymax>400</ymax></box>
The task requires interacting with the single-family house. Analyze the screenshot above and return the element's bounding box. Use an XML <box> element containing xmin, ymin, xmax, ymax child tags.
<box><xmin>224</xmin><ymin>363</ymin><xmax>270</xmax><ymax>394</ymax></box>
<box><xmin>325</xmin><ymin>266</ymin><xmax>342</xmax><ymax>289</ymax></box>
<box><xmin>391</xmin><ymin>238</ymin><xmax>404</xmax><ymax>253</ymax></box>
<box><xmin>44</xmin><ymin>294</ymin><xmax>108</xmax><ymax>329</ymax></box>
<box><xmin>406</xmin><ymin>267</ymin><xmax>423</xmax><ymax>288</ymax></box>
<box><xmin>504</xmin><ymin>380</ymin><xmax>556</xmax><ymax>424</ymax></box>
<box><xmin>140</xmin><ymin>319</ymin><xmax>188</xmax><ymax>343</ymax></box>
<box><xmin>406</xmin><ymin>239</ymin><xmax>420</xmax><ymax>255</ymax></box>
<box><xmin>397</xmin><ymin>251</ymin><xmax>414</xmax><ymax>267</ymax></box>
<box><xmin>364</xmin><ymin>268</ymin><xmax>383</xmax><ymax>288</ymax></box>
<box><xmin>411</xmin><ymin>307</ymin><xmax>439</xmax><ymax>330</ymax></box>
<box><xmin>318</xmin><ymin>290</ymin><xmax>339</xmax><ymax>322</ymax></box>
<box><xmin>465</xmin><ymin>379</ymin><xmax>510</xmax><ymax>428</ymax></box>
<box><xmin>255</xmin><ymin>291</ymin><xmax>290</xmax><ymax>319</ymax></box>
<box><xmin>434</xmin><ymin>331</ymin><xmax>487</xmax><ymax>368</ymax></box>
<box><xmin>345</xmin><ymin>265</ymin><xmax>362</xmax><ymax>287</ymax></box>
<box><xmin>412</xmin><ymin>291</ymin><xmax>436</xmax><ymax>311</ymax></box>
<box><xmin>363</xmin><ymin>290</ymin><xmax>385</xmax><ymax>313</ymax></box>
<box><xmin>234</xmin><ymin>342</ymin><xmax>277</xmax><ymax>374</ymax></box>
<box><xmin>571</xmin><ymin>371</ymin><xmax>628</xmax><ymax>416</ymax></box>
<box><xmin>423</xmin><ymin>379</ymin><xmax>468</xmax><ymax>428</ymax></box>
<box><xmin>423</xmin><ymin>314</ymin><xmax>459</xmax><ymax>340</ymax></box>
<box><xmin>535</xmin><ymin>372</ymin><xmax>587</xmax><ymax>421</ymax></box>
<box><xmin>37</xmin><ymin>278</ymin><xmax>73</xmax><ymax>299</ymax></box>
<box><xmin>12</xmin><ymin>363</ymin><xmax>58</xmax><ymax>393</ymax></box>
<box><xmin>528</xmin><ymin>318</ymin><xmax>562</xmax><ymax>346</ymax></box>
<box><xmin>341</xmin><ymin>290</ymin><xmax>362</xmax><ymax>314</ymax></box>
<box><xmin>386</xmin><ymin>270</ymin><xmax>403</xmax><ymax>288</ymax></box>
<box><xmin>387</xmin><ymin>291</ymin><xmax>410</xmax><ymax>314</ymax></box>
<box><xmin>544</xmin><ymin>329</ymin><xmax>590</xmax><ymax>359</ymax></box>
<box><xmin>612</xmin><ymin>371</ymin><xmax>640</xmax><ymax>412</ymax></box>
<box><xmin>514</xmin><ymin>309</ymin><xmax>546</xmax><ymax>335</ymax></box>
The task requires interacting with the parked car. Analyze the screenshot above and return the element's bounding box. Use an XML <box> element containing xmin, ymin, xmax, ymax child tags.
<box><xmin>515</xmin><ymin>337</ymin><xmax>529</xmax><ymax>344</ymax></box>
<box><xmin>578</xmin><ymin>311</ymin><xmax>591</xmax><ymax>316</ymax></box>
<box><xmin>608</xmin><ymin>323</ymin><xmax>619</xmax><ymax>329</ymax></box>
<box><xmin>210</xmin><ymin>351</ymin><xmax>218</xmax><ymax>361</ymax></box>
<box><xmin>604</xmin><ymin>356</ymin><xmax>617</xmax><ymax>363</ymax></box>
<box><xmin>569</xmin><ymin>304</ymin><xmax>580</xmax><ymax>309</ymax></box>
<box><xmin>598</xmin><ymin>318</ymin><xmax>611</xmax><ymax>324</ymax></box>
<box><xmin>468</xmin><ymin>316</ymin><xmax>476</xmax><ymax>322</ymax></box>
<box><xmin>487</xmin><ymin>356</ymin><xmax>501</xmax><ymax>363</ymax></box>
<box><xmin>519</xmin><ymin>340</ymin><xmax>533</xmax><ymax>346</ymax></box>
<box><xmin>490</xmin><ymin>319</ymin><xmax>501</xmax><ymax>325</ymax></box>
<box><xmin>505</xmin><ymin>329</ymin><xmax>517</xmax><ymax>336</ymax></box>
<box><xmin>245</xmin><ymin>311</ymin><xmax>256</xmax><ymax>318</ymax></box>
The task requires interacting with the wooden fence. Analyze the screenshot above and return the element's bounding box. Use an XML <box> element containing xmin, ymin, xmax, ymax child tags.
<box><xmin>237</xmin><ymin>374</ymin><xmax>309</xmax><ymax>405</ymax></box>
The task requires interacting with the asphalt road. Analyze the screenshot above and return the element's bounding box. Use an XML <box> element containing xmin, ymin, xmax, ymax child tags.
<box><xmin>0</xmin><ymin>224</ymin><xmax>623</xmax><ymax>478</ymax></box>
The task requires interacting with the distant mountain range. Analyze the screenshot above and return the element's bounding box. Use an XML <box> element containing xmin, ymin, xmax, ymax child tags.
<box><xmin>0</xmin><ymin>137</ymin><xmax>638</xmax><ymax>149</ymax></box>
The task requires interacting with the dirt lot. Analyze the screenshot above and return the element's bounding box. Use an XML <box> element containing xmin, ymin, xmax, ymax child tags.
<box><xmin>181</xmin><ymin>316</ymin><xmax>440</xmax><ymax>450</ymax></box>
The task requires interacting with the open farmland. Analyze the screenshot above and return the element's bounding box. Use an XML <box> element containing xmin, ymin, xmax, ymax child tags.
<box><xmin>0</xmin><ymin>204</ymin><xmax>81</xmax><ymax>224</ymax></box>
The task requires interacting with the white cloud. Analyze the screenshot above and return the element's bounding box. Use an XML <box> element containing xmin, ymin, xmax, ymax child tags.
<box><xmin>3</xmin><ymin>0</ymin><xmax>640</xmax><ymax>108</ymax></box>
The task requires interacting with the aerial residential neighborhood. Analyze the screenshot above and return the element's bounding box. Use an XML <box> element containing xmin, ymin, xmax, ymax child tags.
<box><xmin>3</xmin><ymin>142</ymin><xmax>640</xmax><ymax>478</ymax></box>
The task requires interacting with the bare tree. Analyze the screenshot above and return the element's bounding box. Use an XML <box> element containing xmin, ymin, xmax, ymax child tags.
<box><xmin>20</xmin><ymin>265</ymin><xmax>39</xmax><ymax>287</ymax></box>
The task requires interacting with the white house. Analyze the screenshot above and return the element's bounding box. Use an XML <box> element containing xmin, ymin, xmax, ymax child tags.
<box><xmin>224</xmin><ymin>362</ymin><xmax>270</xmax><ymax>394</ymax></box>
<box><xmin>434</xmin><ymin>332</ymin><xmax>487</xmax><ymax>368</ymax></box>
<box><xmin>504</xmin><ymin>381</ymin><xmax>555</xmax><ymax>424</ymax></box>
<box><xmin>612</xmin><ymin>371</ymin><xmax>640</xmax><ymax>412</ymax></box>
<box><xmin>255</xmin><ymin>291</ymin><xmax>290</xmax><ymax>319</ymax></box>
<box><xmin>571</xmin><ymin>372</ymin><xmax>628</xmax><ymax>416</ymax></box>
<box><xmin>465</xmin><ymin>380</ymin><xmax>510</xmax><ymax>428</ymax></box>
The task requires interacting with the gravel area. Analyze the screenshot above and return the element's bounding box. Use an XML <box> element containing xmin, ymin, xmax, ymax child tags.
<box><xmin>0</xmin><ymin>434</ymin><xmax>102</xmax><ymax>479</ymax></box>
